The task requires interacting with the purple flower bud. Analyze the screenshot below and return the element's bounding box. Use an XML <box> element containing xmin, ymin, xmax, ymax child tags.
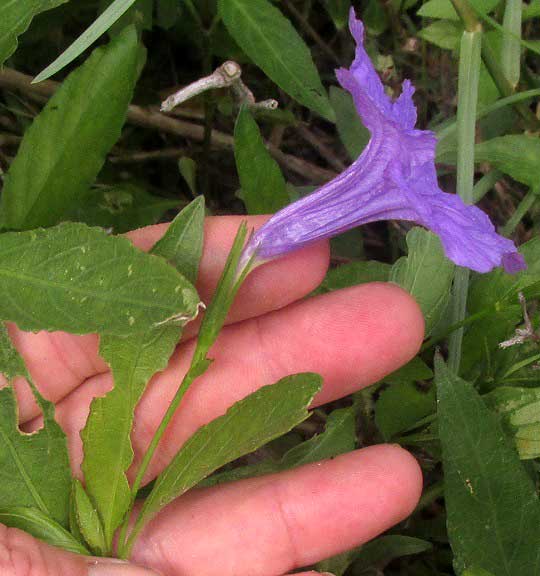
<box><xmin>241</xmin><ymin>9</ymin><xmax>526</xmax><ymax>275</ymax></box>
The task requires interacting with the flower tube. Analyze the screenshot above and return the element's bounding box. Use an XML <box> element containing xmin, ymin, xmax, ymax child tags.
<box><xmin>240</xmin><ymin>9</ymin><xmax>526</xmax><ymax>275</ymax></box>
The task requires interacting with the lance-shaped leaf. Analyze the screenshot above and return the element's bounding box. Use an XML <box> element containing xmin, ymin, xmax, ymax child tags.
<box><xmin>0</xmin><ymin>222</ymin><xmax>200</xmax><ymax>336</ymax></box>
<box><xmin>0</xmin><ymin>0</ymin><xmax>71</xmax><ymax>66</ymax></box>
<box><xmin>0</xmin><ymin>26</ymin><xmax>140</xmax><ymax>230</ymax></box>
<box><xmin>81</xmin><ymin>200</ymin><xmax>205</xmax><ymax>549</ymax></box>
<box><xmin>234</xmin><ymin>107</ymin><xmax>289</xmax><ymax>215</ymax></box>
<box><xmin>130</xmin><ymin>373</ymin><xmax>322</xmax><ymax>545</ymax></box>
<box><xmin>219</xmin><ymin>0</ymin><xmax>334</xmax><ymax>121</ymax></box>
<box><xmin>436</xmin><ymin>355</ymin><xmax>540</xmax><ymax>575</ymax></box>
<box><xmin>0</xmin><ymin>508</ymin><xmax>89</xmax><ymax>555</ymax></box>
<box><xmin>0</xmin><ymin>325</ymin><xmax>72</xmax><ymax>527</ymax></box>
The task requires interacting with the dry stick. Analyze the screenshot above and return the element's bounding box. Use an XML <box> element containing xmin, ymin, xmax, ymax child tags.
<box><xmin>0</xmin><ymin>67</ymin><xmax>336</xmax><ymax>184</ymax></box>
<box><xmin>296</xmin><ymin>123</ymin><xmax>346</xmax><ymax>172</ymax></box>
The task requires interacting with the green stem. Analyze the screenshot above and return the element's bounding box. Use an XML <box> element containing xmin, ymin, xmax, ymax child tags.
<box><xmin>472</xmin><ymin>170</ymin><xmax>502</xmax><ymax>203</ymax></box>
<box><xmin>501</xmin><ymin>187</ymin><xmax>538</xmax><ymax>236</ymax></box>
<box><xmin>117</xmin><ymin>225</ymin><xmax>252</xmax><ymax>558</ymax></box>
<box><xmin>448</xmin><ymin>28</ymin><xmax>482</xmax><ymax>374</ymax></box>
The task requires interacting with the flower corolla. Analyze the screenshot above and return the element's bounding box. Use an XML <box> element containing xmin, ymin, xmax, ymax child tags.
<box><xmin>240</xmin><ymin>9</ymin><xmax>526</xmax><ymax>275</ymax></box>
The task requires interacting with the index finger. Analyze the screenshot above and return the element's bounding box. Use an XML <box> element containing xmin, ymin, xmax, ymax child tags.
<box><xmin>6</xmin><ymin>216</ymin><xmax>329</xmax><ymax>423</ymax></box>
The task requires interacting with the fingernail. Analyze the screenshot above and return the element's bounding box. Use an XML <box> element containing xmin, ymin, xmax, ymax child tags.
<box><xmin>87</xmin><ymin>557</ymin><xmax>161</xmax><ymax>575</ymax></box>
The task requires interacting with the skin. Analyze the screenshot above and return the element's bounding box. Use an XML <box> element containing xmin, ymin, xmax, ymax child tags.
<box><xmin>0</xmin><ymin>216</ymin><xmax>425</xmax><ymax>576</ymax></box>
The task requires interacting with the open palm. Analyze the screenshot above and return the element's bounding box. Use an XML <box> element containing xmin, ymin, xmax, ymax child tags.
<box><xmin>2</xmin><ymin>216</ymin><xmax>424</xmax><ymax>576</ymax></box>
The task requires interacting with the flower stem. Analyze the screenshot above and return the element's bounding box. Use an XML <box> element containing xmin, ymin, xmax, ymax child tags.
<box><xmin>448</xmin><ymin>28</ymin><xmax>482</xmax><ymax>374</ymax></box>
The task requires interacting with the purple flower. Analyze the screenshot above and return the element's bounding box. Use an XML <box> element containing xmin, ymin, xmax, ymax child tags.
<box><xmin>240</xmin><ymin>9</ymin><xmax>526</xmax><ymax>275</ymax></box>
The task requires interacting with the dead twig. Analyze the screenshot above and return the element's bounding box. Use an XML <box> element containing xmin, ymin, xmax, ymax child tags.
<box><xmin>0</xmin><ymin>67</ymin><xmax>336</xmax><ymax>184</ymax></box>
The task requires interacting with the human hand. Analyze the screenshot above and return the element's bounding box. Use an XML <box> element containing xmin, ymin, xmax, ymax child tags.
<box><xmin>2</xmin><ymin>216</ymin><xmax>424</xmax><ymax>576</ymax></box>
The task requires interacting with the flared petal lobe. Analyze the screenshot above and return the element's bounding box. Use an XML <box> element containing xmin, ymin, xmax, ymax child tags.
<box><xmin>240</xmin><ymin>9</ymin><xmax>526</xmax><ymax>275</ymax></box>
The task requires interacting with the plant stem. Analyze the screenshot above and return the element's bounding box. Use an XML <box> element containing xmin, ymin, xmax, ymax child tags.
<box><xmin>117</xmin><ymin>225</ymin><xmax>252</xmax><ymax>558</ymax></box>
<box><xmin>472</xmin><ymin>170</ymin><xmax>502</xmax><ymax>203</ymax></box>
<box><xmin>501</xmin><ymin>187</ymin><xmax>538</xmax><ymax>236</ymax></box>
<box><xmin>447</xmin><ymin>28</ymin><xmax>482</xmax><ymax>374</ymax></box>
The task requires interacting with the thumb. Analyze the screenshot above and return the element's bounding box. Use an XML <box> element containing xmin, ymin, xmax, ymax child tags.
<box><xmin>0</xmin><ymin>525</ymin><xmax>159</xmax><ymax>576</ymax></box>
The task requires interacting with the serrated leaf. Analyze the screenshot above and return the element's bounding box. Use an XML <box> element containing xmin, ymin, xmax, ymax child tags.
<box><xmin>0</xmin><ymin>508</ymin><xmax>89</xmax><ymax>555</ymax></box>
<box><xmin>0</xmin><ymin>0</ymin><xmax>70</xmax><ymax>66</ymax></box>
<box><xmin>475</xmin><ymin>135</ymin><xmax>540</xmax><ymax>187</ymax></box>
<box><xmin>418</xmin><ymin>0</ymin><xmax>500</xmax><ymax>19</ymax></box>
<box><xmin>219</xmin><ymin>0</ymin><xmax>334</xmax><ymax>121</ymax></box>
<box><xmin>70</xmin><ymin>184</ymin><xmax>179</xmax><ymax>234</ymax></box>
<box><xmin>436</xmin><ymin>355</ymin><xmax>540</xmax><ymax>575</ymax></box>
<box><xmin>135</xmin><ymin>374</ymin><xmax>322</xmax><ymax>536</ymax></box>
<box><xmin>33</xmin><ymin>0</ymin><xmax>139</xmax><ymax>83</ymax></box>
<box><xmin>234</xmin><ymin>107</ymin><xmax>289</xmax><ymax>215</ymax></box>
<box><xmin>390</xmin><ymin>228</ymin><xmax>454</xmax><ymax>335</ymax></box>
<box><xmin>72</xmin><ymin>480</ymin><xmax>107</xmax><ymax>555</ymax></box>
<box><xmin>0</xmin><ymin>26</ymin><xmax>140</xmax><ymax>230</ymax></box>
<box><xmin>329</xmin><ymin>86</ymin><xmax>370</xmax><ymax>160</ymax></box>
<box><xmin>202</xmin><ymin>404</ymin><xmax>357</xmax><ymax>488</ymax></box>
<box><xmin>82</xmin><ymin>201</ymin><xmax>205</xmax><ymax>548</ymax></box>
<box><xmin>0</xmin><ymin>222</ymin><xmax>200</xmax><ymax>336</ymax></box>
<box><xmin>0</xmin><ymin>323</ymin><xmax>28</xmax><ymax>381</ymax></box>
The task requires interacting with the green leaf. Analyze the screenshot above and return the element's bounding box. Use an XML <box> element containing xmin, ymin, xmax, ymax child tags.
<box><xmin>178</xmin><ymin>157</ymin><xmax>198</xmax><ymax>196</ymax></box>
<box><xmin>390</xmin><ymin>228</ymin><xmax>454</xmax><ymax>335</ymax></box>
<box><xmin>0</xmin><ymin>27</ymin><xmax>140</xmax><ymax>230</ymax></box>
<box><xmin>0</xmin><ymin>0</ymin><xmax>70</xmax><ymax>66</ymax></box>
<box><xmin>135</xmin><ymin>373</ymin><xmax>322</xmax><ymax>537</ymax></box>
<box><xmin>219</xmin><ymin>0</ymin><xmax>334</xmax><ymax>121</ymax></box>
<box><xmin>501</xmin><ymin>0</ymin><xmax>522</xmax><ymax>88</ymax></box>
<box><xmin>376</xmin><ymin>381</ymin><xmax>436</xmax><ymax>440</ymax></box>
<box><xmin>418</xmin><ymin>0</ymin><xmax>500</xmax><ymax>19</ymax></box>
<box><xmin>418</xmin><ymin>20</ymin><xmax>462</xmax><ymax>50</ymax></box>
<box><xmin>0</xmin><ymin>324</ymin><xmax>71</xmax><ymax>528</ymax></box>
<box><xmin>0</xmin><ymin>508</ymin><xmax>89</xmax><ymax>555</ymax></box>
<box><xmin>329</xmin><ymin>86</ymin><xmax>370</xmax><ymax>160</ymax></box>
<box><xmin>363</xmin><ymin>0</ymin><xmax>390</xmax><ymax>34</ymax></box>
<box><xmin>0</xmin><ymin>323</ymin><xmax>28</xmax><ymax>381</ymax></box>
<box><xmin>151</xmin><ymin>196</ymin><xmax>206</xmax><ymax>284</ymax></box>
<box><xmin>475</xmin><ymin>135</ymin><xmax>540</xmax><ymax>187</ymax></box>
<box><xmin>316</xmin><ymin>549</ymin><xmax>358</xmax><ymax>576</ymax></box>
<box><xmin>314</xmin><ymin>260</ymin><xmax>391</xmax><ymax>296</ymax></box>
<box><xmin>202</xmin><ymin>404</ymin><xmax>357</xmax><ymax>488</ymax></box>
<box><xmin>319</xmin><ymin>0</ymin><xmax>351</xmax><ymax>29</ymax></box>
<box><xmin>351</xmin><ymin>535</ymin><xmax>432</xmax><ymax>572</ymax></box>
<box><xmin>435</xmin><ymin>355</ymin><xmax>540</xmax><ymax>576</ymax></box>
<box><xmin>33</xmin><ymin>0</ymin><xmax>139</xmax><ymax>83</ymax></box>
<box><xmin>523</xmin><ymin>0</ymin><xmax>540</xmax><ymax>20</ymax></box>
<box><xmin>234</xmin><ymin>107</ymin><xmax>289</xmax><ymax>215</ymax></box>
<box><xmin>82</xmin><ymin>201</ymin><xmax>205</xmax><ymax>548</ymax></box>
<box><xmin>0</xmin><ymin>385</ymin><xmax>71</xmax><ymax>527</ymax></box>
<box><xmin>384</xmin><ymin>356</ymin><xmax>434</xmax><ymax>385</ymax></box>
<box><xmin>0</xmin><ymin>222</ymin><xmax>201</xmax><ymax>336</ymax></box>
<box><xmin>70</xmin><ymin>184</ymin><xmax>179</xmax><ymax>234</ymax></box>
<box><xmin>485</xmin><ymin>386</ymin><xmax>540</xmax><ymax>459</ymax></box>
<box><xmin>72</xmin><ymin>480</ymin><xmax>107</xmax><ymax>555</ymax></box>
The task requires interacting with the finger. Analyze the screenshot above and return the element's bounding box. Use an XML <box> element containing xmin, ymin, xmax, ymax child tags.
<box><xmin>28</xmin><ymin>283</ymin><xmax>424</xmax><ymax>478</ymax></box>
<box><xmin>8</xmin><ymin>215</ymin><xmax>329</xmax><ymax>424</ymax></box>
<box><xmin>0</xmin><ymin>524</ymin><xmax>159</xmax><ymax>576</ymax></box>
<box><xmin>131</xmin><ymin>445</ymin><xmax>423</xmax><ymax>576</ymax></box>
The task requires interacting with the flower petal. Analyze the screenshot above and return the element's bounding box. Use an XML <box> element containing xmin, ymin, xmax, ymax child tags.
<box><xmin>241</xmin><ymin>9</ymin><xmax>525</xmax><ymax>276</ymax></box>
